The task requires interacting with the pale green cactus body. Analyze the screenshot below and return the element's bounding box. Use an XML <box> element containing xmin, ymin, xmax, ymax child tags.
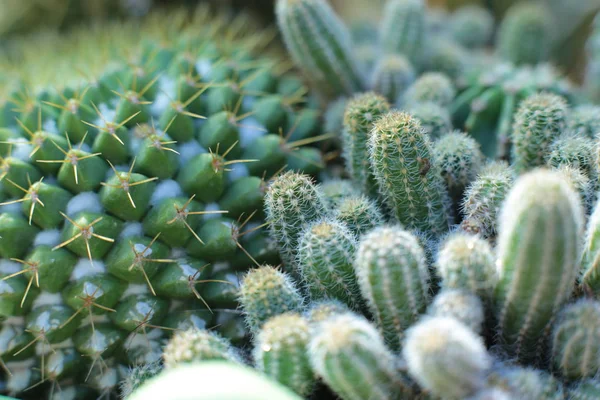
<box><xmin>369</xmin><ymin>111</ymin><xmax>451</xmax><ymax>235</ymax></box>
<box><xmin>321</xmin><ymin>179</ymin><xmax>361</xmax><ymax>210</ymax></box>
<box><xmin>162</xmin><ymin>329</ymin><xmax>241</xmax><ymax>369</ymax></box>
<box><xmin>380</xmin><ymin>0</ymin><xmax>426</xmax><ymax>66</ymax></box>
<box><xmin>355</xmin><ymin>226</ymin><xmax>430</xmax><ymax>350</ymax></box>
<box><xmin>403</xmin><ymin>316</ymin><xmax>491</xmax><ymax>399</ymax></box>
<box><xmin>370</xmin><ymin>54</ymin><xmax>416</xmax><ymax>102</ymax></box>
<box><xmin>254</xmin><ymin>313</ymin><xmax>315</xmax><ymax>396</ymax></box>
<box><xmin>427</xmin><ymin>289</ymin><xmax>485</xmax><ymax>334</ymax></box>
<box><xmin>304</xmin><ymin>299</ymin><xmax>350</xmax><ymax>324</ymax></box>
<box><xmin>309</xmin><ymin>313</ymin><xmax>415</xmax><ymax>400</ymax></box>
<box><xmin>120</xmin><ymin>360</ymin><xmax>162</xmax><ymax>398</ymax></box>
<box><xmin>450</xmin><ymin>5</ymin><xmax>494</xmax><ymax>50</ymax></box>
<box><xmin>334</xmin><ymin>195</ymin><xmax>384</xmax><ymax>237</ymax></box>
<box><xmin>402</xmin><ymin>72</ymin><xmax>456</xmax><ymax>108</ymax></box>
<box><xmin>568</xmin><ymin>105</ymin><xmax>600</xmax><ymax>138</ymax></box>
<box><xmin>407</xmin><ymin>101</ymin><xmax>452</xmax><ymax>140</ymax></box>
<box><xmin>342</xmin><ymin>92</ymin><xmax>390</xmax><ymax>198</ymax></box>
<box><xmin>275</xmin><ymin>0</ymin><xmax>364</xmax><ymax>98</ymax></box>
<box><xmin>494</xmin><ymin>169</ymin><xmax>584</xmax><ymax>363</ymax></box>
<box><xmin>547</xmin><ymin>134</ymin><xmax>596</xmax><ymax>179</ymax></box>
<box><xmin>487</xmin><ymin>367</ymin><xmax>565</xmax><ymax>400</ymax></box>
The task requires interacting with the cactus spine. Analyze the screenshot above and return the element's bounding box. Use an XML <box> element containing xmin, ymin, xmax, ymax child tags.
<box><xmin>275</xmin><ymin>0</ymin><xmax>364</xmax><ymax>98</ymax></box>
<box><xmin>334</xmin><ymin>195</ymin><xmax>383</xmax><ymax>237</ymax></box>
<box><xmin>369</xmin><ymin>111</ymin><xmax>451</xmax><ymax>235</ymax></box>
<box><xmin>494</xmin><ymin>169</ymin><xmax>583</xmax><ymax>363</ymax></box>
<box><xmin>354</xmin><ymin>226</ymin><xmax>430</xmax><ymax>350</ymax></box>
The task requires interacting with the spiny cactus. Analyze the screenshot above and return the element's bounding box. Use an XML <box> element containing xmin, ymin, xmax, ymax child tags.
<box><xmin>581</xmin><ymin>198</ymin><xmax>600</xmax><ymax>295</ymax></box>
<box><xmin>511</xmin><ymin>92</ymin><xmax>569</xmax><ymax>174</ymax></box>
<box><xmin>342</xmin><ymin>92</ymin><xmax>390</xmax><ymax>198</ymax></box>
<box><xmin>355</xmin><ymin>226</ymin><xmax>430</xmax><ymax>350</ymax></box>
<box><xmin>402</xmin><ymin>72</ymin><xmax>456</xmax><ymax>108</ymax></box>
<box><xmin>551</xmin><ymin>300</ymin><xmax>600</xmax><ymax>379</ymax></box>
<box><xmin>297</xmin><ymin>219</ymin><xmax>362</xmax><ymax>309</ymax></box>
<box><xmin>264</xmin><ymin>171</ymin><xmax>328</xmax><ymax>268</ymax></box>
<box><xmin>120</xmin><ymin>360</ymin><xmax>162</xmax><ymax>399</ymax></box>
<box><xmin>568</xmin><ymin>379</ymin><xmax>600</xmax><ymax>400</ymax></box>
<box><xmin>547</xmin><ymin>134</ymin><xmax>596</xmax><ymax>180</ymax></box>
<box><xmin>304</xmin><ymin>299</ymin><xmax>350</xmax><ymax>323</ymax></box>
<box><xmin>369</xmin><ymin>54</ymin><xmax>416</xmax><ymax>103</ymax></box>
<box><xmin>403</xmin><ymin>316</ymin><xmax>491</xmax><ymax>399</ymax></box>
<box><xmin>309</xmin><ymin>312</ymin><xmax>415</xmax><ymax>400</ymax></box>
<box><xmin>568</xmin><ymin>105</ymin><xmax>600</xmax><ymax>138</ymax></box>
<box><xmin>407</xmin><ymin>101</ymin><xmax>452</xmax><ymax>140</ymax></box>
<box><xmin>162</xmin><ymin>329</ymin><xmax>241</xmax><ymax>369</ymax></box>
<box><xmin>275</xmin><ymin>0</ymin><xmax>364</xmax><ymax>98</ymax></box>
<box><xmin>486</xmin><ymin>366</ymin><xmax>565</xmax><ymax>400</ymax></box>
<box><xmin>461</xmin><ymin>161</ymin><xmax>513</xmax><ymax>238</ymax></box>
<box><xmin>369</xmin><ymin>111</ymin><xmax>451</xmax><ymax>235</ymax></box>
<box><xmin>494</xmin><ymin>169</ymin><xmax>583</xmax><ymax>363</ymax></box>
<box><xmin>433</xmin><ymin>130</ymin><xmax>484</xmax><ymax>202</ymax></box>
<box><xmin>320</xmin><ymin>179</ymin><xmax>361</xmax><ymax>209</ymax></box>
<box><xmin>449</xmin><ymin>5</ymin><xmax>494</xmax><ymax>50</ymax></box>
<box><xmin>496</xmin><ymin>2</ymin><xmax>553</xmax><ymax>66</ymax></box>
<box><xmin>254</xmin><ymin>313</ymin><xmax>315</xmax><ymax>396</ymax></box>
<box><xmin>239</xmin><ymin>265</ymin><xmax>304</xmax><ymax>333</ymax></box>
<box><xmin>379</xmin><ymin>0</ymin><xmax>426</xmax><ymax>66</ymax></box>
<box><xmin>427</xmin><ymin>289</ymin><xmax>485</xmax><ymax>334</ymax></box>
<box><xmin>334</xmin><ymin>194</ymin><xmax>383</xmax><ymax>237</ymax></box>
<box><xmin>435</xmin><ymin>232</ymin><xmax>497</xmax><ymax>300</ymax></box>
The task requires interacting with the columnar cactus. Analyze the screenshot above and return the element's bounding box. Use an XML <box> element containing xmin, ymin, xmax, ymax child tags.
<box><xmin>380</xmin><ymin>0</ymin><xmax>426</xmax><ymax>66</ymax></box>
<box><xmin>407</xmin><ymin>101</ymin><xmax>452</xmax><ymax>140</ymax></box>
<box><xmin>427</xmin><ymin>289</ymin><xmax>485</xmax><ymax>334</ymax></box>
<box><xmin>582</xmin><ymin>198</ymin><xmax>600</xmax><ymax>295</ymax></box>
<box><xmin>551</xmin><ymin>300</ymin><xmax>600</xmax><ymax>379</ymax></box>
<box><xmin>497</xmin><ymin>2</ymin><xmax>553</xmax><ymax>66</ymax></box>
<box><xmin>342</xmin><ymin>92</ymin><xmax>390</xmax><ymax>198</ymax></box>
<box><xmin>568</xmin><ymin>105</ymin><xmax>600</xmax><ymax>138</ymax></box>
<box><xmin>275</xmin><ymin>0</ymin><xmax>364</xmax><ymax>98</ymax></box>
<box><xmin>403</xmin><ymin>316</ymin><xmax>491</xmax><ymax>399</ymax></box>
<box><xmin>254</xmin><ymin>313</ymin><xmax>315</xmax><ymax>396</ymax></box>
<box><xmin>487</xmin><ymin>366</ymin><xmax>565</xmax><ymax>400</ymax></box>
<box><xmin>435</xmin><ymin>232</ymin><xmax>497</xmax><ymax>300</ymax></box>
<box><xmin>309</xmin><ymin>313</ymin><xmax>415</xmax><ymax>400</ymax></box>
<box><xmin>461</xmin><ymin>161</ymin><xmax>514</xmax><ymax>238</ymax></box>
<box><xmin>334</xmin><ymin>195</ymin><xmax>384</xmax><ymax>237</ymax></box>
<box><xmin>264</xmin><ymin>171</ymin><xmax>328</xmax><ymax>268</ymax></box>
<box><xmin>369</xmin><ymin>111</ymin><xmax>451</xmax><ymax>235</ymax></box>
<box><xmin>354</xmin><ymin>226</ymin><xmax>430</xmax><ymax>350</ymax></box>
<box><xmin>239</xmin><ymin>265</ymin><xmax>304</xmax><ymax>333</ymax></box>
<box><xmin>304</xmin><ymin>299</ymin><xmax>350</xmax><ymax>323</ymax></box>
<box><xmin>297</xmin><ymin>218</ymin><xmax>362</xmax><ymax>309</ymax></box>
<box><xmin>369</xmin><ymin>54</ymin><xmax>416</xmax><ymax>103</ymax></box>
<box><xmin>402</xmin><ymin>72</ymin><xmax>456</xmax><ymax>108</ymax></box>
<box><xmin>511</xmin><ymin>93</ymin><xmax>569</xmax><ymax>174</ymax></box>
<box><xmin>547</xmin><ymin>134</ymin><xmax>596</xmax><ymax>179</ymax></box>
<box><xmin>494</xmin><ymin>169</ymin><xmax>583</xmax><ymax>363</ymax></box>
<box><xmin>449</xmin><ymin>5</ymin><xmax>494</xmax><ymax>50</ymax></box>
<box><xmin>162</xmin><ymin>329</ymin><xmax>241</xmax><ymax>368</ymax></box>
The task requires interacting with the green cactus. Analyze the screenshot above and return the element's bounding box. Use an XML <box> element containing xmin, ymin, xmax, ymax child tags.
<box><xmin>461</xmin><ymin>161</ymin><xmax>514</xmax><ymax>238</ymax></box>
<box><xmin>449</xmin><ymin>5</ymin><xmax>494</xmax><ymax>50</ymax></box>
<box><xmin>568</xmin><ymin>105</ymin><xmax>600</xmax><ymax>138</ymax></box>
<box><xmin>407</xmin><ymin>101</ymin><xmax>452</xmax><ymax>140</ymax></box>
<box><xmin>239</xmin><ymin>265</ymin><xmax>304</xmax><ymax>333</ymax></box>
<box><xmin>422</xmin><ymin>38</ymin><xmax>468</xmax><ymax>84</ymax></box>
<box><xmin>320</xmin><ymin>179</ymin><xmax>361</xmax><ymax>210</ymax></box>
<box><xmin>297</xmin><ymin>219</ymin><xmax>362</xmax><ymax>310</ymax></box>
<box><xmin>369</xmin><ymin>111</ymin><xmax>451</xmax><ymax>235</ymax></box>
<box><xmin>304</xmin><ymin>299</ymin><xmax>350</xmax><ymax>323</ymax></box>
<box><xmin>403</xmin><ymin>316</ymin><xmax>491</xmax><ymax>399</ymax></box>
<box><xmin>547</xmin><ymin>134</ymin><xmax>596</xmax><ymax>180</ymax></box>
<box><xmin>402</xmin><ymin>73</ymin><xmax>456</xmax><ymax>108</ymax></box>
<box><xmin>511</xmin><ymin>92</ymin><xmax>569</xmax><ymax>174</ymax></box>
<box><xmin>581</xmin><ymin>198</ymin><xmax>600</xmax><ymax>295</ymax></box>
<box><xmin>309</xmin><ymin>312</ymin><xmax>415</xmax><ymax>400</ymax></box>
<box><xmin>342</xmin><ymin>92</ymin><xmax>390</xmax><ymax>198</ymax></box>
<box><xmin>334</xmin><ymin>195</ymin><xmax>384</xmax><ymax>237</ymax></box>
<box><xmin>163</xmin><ymin>329</ymin><xmax>241</xmax><ymax>369</ymax></box>
<box><xmin>120</xmin><ymin>360</ymin><xmax>162</xmax><ymax>399</ymax></box>
<box><xmin>370</xmin><ymin>55</ymin><xmax>416</xmax><ymax>103</ymax></box>
<box><xmin>486</xmin><ymin>366</ymin><xmax>565</xmax><ymax>400</ymax></box>
<box><xmin>497</xmin><ymin>2</ymin><xmax>553</xmax><ymax>66</ymax></box>
<box><xmin>568</xmin><ymin>379</ymin><xmax>600</xmax><ymax>400</ymax></box>
<box><xmin>435</xmin><ymin>232</ymin><xmax>497</xmax><ymax>300</ymax></box>
<box><xmin>254</xmin><ymin>313</ymin><xmax>315</xmax><ymax>396</ymax></box>
<box><xmin>494</xmin><ymin>169</ymin><xmax>583</xmax><ymax>363</ymax></box>
<box><xmin>275</xmin><ymin>0</ymin><xmax>364</xmax><ymax>98</ymax></box>
<box><xmin>355</xmin><ymin>225</ymin><xmax>430</xmax><ymax>350</ymax></box>
<box><xmin>427</xmin><ymin>289</ymin><xmax>485</xmax><ymax>334</ymax></box>
<box><xmin>380</xmin><ymin>0</ymin><xmax>426</xmax><ymax>66</ymax></box>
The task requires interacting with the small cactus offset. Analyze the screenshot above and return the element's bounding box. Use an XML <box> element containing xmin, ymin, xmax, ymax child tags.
<box><xmin>254</xmin><ymin>313</ymin><xmax>315</xmax><ymax>396</ymax></box>
<box><xmin>403</xmin><ymin>316</ymin><xmax>492</xmax><ymax>399</ymax></box>
<box><xmin>369</xmin><ymin>54</ymin><xmax>416</xmax><ymax>103</ymax></box>
<box><xmin>342</xmin><ymin>92</ymin><xmax>390</xmax><ymax>198</ymax></box>
<box><xmin>354</xmin><ymin>226</ymin><xmax>430</xmax><ymax>350</ymax></box>
<box><xmin>494</xmin><ymin>169</ymin><xmax>584</xmax><ymax>363</ymax></box>
<box><xmin>297</xmin><ymin>218</ymin><xmax>362</xmax><ymax>310</ymax></box>
<box><xmin>334</xmin><ymin>194</ymin><xmax>384</xmax><ymax>237</ymax></box>
<box><xmin>239</xmin><ymin>265</ymin><xmax>305</xmax><ymax>333</ymax></box>
<box><xmin>162</xmin><ymin>329</ymin><xmax>242</xmax><ymax>368</ymax></box>
<box><xmin>369</xmin><ymin>111</ymin><xmax>451</xmax><ymax>235</ymax></box>
<box><xmin>511</xmin><ymin>92</ymin><xmax>569</xmax><ymax>174</ymax></box>
<box><xmin>275</xmin><ymin>0</ymin><xmax>364</xmax><ymax>98</ymax></box>
<box><xmin>551</xmin><ymin>300</ymin><xmax>600</xmax><ymax>380</ymax></box>
<box><xmin>309</xmin><ymin>312</ymin><xmax>415</xmax><ymax>400</ymax></box>
<box><xmin>407</xmin><ymin>101</ymin><xmax>452</xmax><ymax>140</ymax></box>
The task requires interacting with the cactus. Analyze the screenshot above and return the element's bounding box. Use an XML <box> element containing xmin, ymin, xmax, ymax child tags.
<box><xmin>304</xmin><ymin>299</ymin><xmax>350</xmax><ymax>323</ymax></box>
<box><xmin>547</xmin><ymin>134</ymin><xmax>596</xmax><ymax>179</ymax></box>
<box><xmin>162</xmin><ymin>329</ymin><xmax>241</xmax><ymax>369</ymax></box>
<box><xmin>551</xmin><ymin>300</ymin><xmax>600</xmax><ymax>379</ymax></box>
<box><xmin>403</xmin><ymin>316</ymin><xmax>491</xmax><ymax>399</ymax></box>
<box><xmin>342</xmin><ymin>92</ymin><xmax>390</xmax><ymax>198</ymax></box>
<box><xmin>275</xmin><ymin>0</ymin><xmax>364</xmax><ymax>98</ymax></box>
<box><xmin>427</xmin><ymin>289</ymin><xmax>485</xmax><ymax>334</ymax></box>
<box><xmin>334</xmin><ymin>194</ymin><xmax>384</xmax><ymax>237</ymax></box>
<box><xmin>355</xmin><ymin>226</ymin><xmax>430</xmax><ymax>350</ymax></box>
<box><xmin>120</xmin><ymin>360</ymin><xmax>162</xmax><ymax>399</ymax></box>
<box><xmin>369</xmin><ymin>111</ymin><xmax>451</xmax><ymax>235</ymax></box>
<box><xmin>568</xmin><ymin>105</ymin><xmax>600</xmax><ymax>138</ymax></box>
<box><xmin>370</xmin><ymin>55</ymin><xmax>416</xmax><ymax>103</ymax></box>
<box><xmin>239</xmin><ymin>265</ymin><xmax>304</xmax><ymax>333</ymax></box>
<box><xmin>264</xmin><ymin>171</ymin><xmax>328</xmax><ymax>269</ymax></box>
<box><xmin>297</xmin><ymin>219</ymin><xmax>362</xmax><ymax>310</ymax></box>
<box><xmin>320</xmin><ymin>179</ymin><xmax>361</xmax><ymax>209</ymax></box>
<box><xmin>380</xmin><ymin>0</ymin><xmax>426</xmax><ymax>66</ymax></box>
<box><xmin>422</xmin><ymin>38</ymin><xmax>468</xmax><ymax>84</ymax></box>
<box><xmin>407</xmin><ymin>101</ymin><xmax>452</xmax><ymax>140</ymax></box>
<box><xmin>433</xmin><ymin>131</ymin><xmax>484</xmax><ymax>202</ymax></box>
<box><xmin>435</xmin><ymin>232</ymin><xmax>497</xmax><ymax>300</ymax></box>
<box><xmin>511</xmin><ymin>92</ymin><xmax>569</xmax><ymax>174</ymax></box>
<box><xmin>461</xmin><ymin>161</ymin><xmax>514</xmax><ymax>238</ymax></box>
<box><xmin>494</xmin><ymin>169</ymin><xmax>583</xmax><ymax>363</ymax></box>
<box><xmin>254</xmin><ymin>313</ymin><xmax>315</xmax><ymax>396</ymax></box>
<box><xmin>449</xmin><ymin>5</ymin><xmax>494</xmax><ymax>50</ymax></box>
<box><xmin>568</xmin><ymin>379</ymin><xmax>600</xmax><ymax>400</ymax></box>
<box><xmin>581</xmin><ymin>198</ymin><xmax>600</xmax><ymax>295</ymax></box>
<box><xmin>497</xmin><ymin>2</ymin><xmax>553</xmax><ymax>66</ymax></box>
<box><xmin>402</xmin><ymin>72</ymin><xmax>456</xmax><ymax>108</ymax></box>
<box><xmin>486</xmin><ymin>366</ymin><xmax>565</xmax><ymax>400</ymax></box>
<box><xmin>309</xmin><ymin>312</ymin><xmax>415</xmax><ymax>400</ymax></box>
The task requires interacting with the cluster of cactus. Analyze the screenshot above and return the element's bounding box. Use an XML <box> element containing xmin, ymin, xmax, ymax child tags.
<box><xmin>0</xmin><ymin>5</ymin><xmax>335</xmax><ymax>399</ymax></box>
<box><xmin>120</xmin><ymin>1</ymin><xmax>600</xmax><ymax>399</ymax></box>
